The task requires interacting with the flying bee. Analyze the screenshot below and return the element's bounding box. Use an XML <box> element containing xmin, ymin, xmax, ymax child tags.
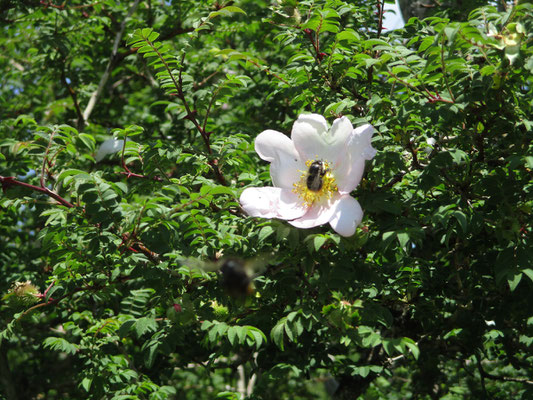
<box><xmin>306</xmin><ymin>160</ymin><xmax>328</xmax><ymax>192</ymax></box>
<box><xmin>179</xmin><ymin>256</ymin><xmax>268</xmax><ymax>299</ymax></box>
<box><xmin>219</xmin><ymin>258</ymin><xmax>256</xmax><ymax>298</ymax></box>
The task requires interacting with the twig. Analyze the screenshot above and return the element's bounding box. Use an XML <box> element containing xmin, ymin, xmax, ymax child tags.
<box><xmin>60</xmin><ymin>68</ymin><xmax>84</xmax><ymax>130</ymax></box>
<box><xmin>478</xmin><ymin>360</ymin><xmax>533</xmax><ymax>385</ymax></box>
<box><xmin>132</xmin><ymin>28</ymin><xmax>226</xmax><ymax>184</ymax></box>
<box><xmin>115</xmin><ymin>26</ymin><xmax>194</xmax><ymax>63</ymax></box>
<box><xmin>303</xmin><ymin>26</ymin><xmax>325</xmax><ymax>63</ymax></box>
<box><xmin>440</xmin><ymin>33</ymin><xmax>456</xmax><ymax>103</ymax></box>
<box><xmin>245</xmin><ymin>58</ymin><xmax>289</xmax><ymax>85</ymax></box>
<box><xmin>377</xmin><ymin>0</ymin><xmax>385</xmax><ymax>39</ymax></box>
<box><xmin>82</xmin><ymin>0</ymin><xmax>141</xmax><ymax>125</ymax></box>
<box><xmin>176</xmin><ymin>54</ymin><xmax>211</xmax><ymax>151</ymax></box>
<box><xmin>368</xmin><ymin>0</ymin><xmax>386</xmax><ymax>84</ymax></box>
<box><xmin>387</xmin><ymin>71</ymin><xmax>454</xmax><ymax>104</ymax></box>
<box><xmin>16</xmin><ymin>276</ymin><xmax>131</xmax><ymax>321</ymax></box>
<box><xmin>381</xmin><ymin>172</ymin><xmax>406</xmax><ymax>189</ymax></box>
<box><xmin>40</xmin><ymin>129</ymin><xmax>56</xmax><ymax>189</ymax></box>
<box><xmin>175</xmin><ymin>56</ymin><xmax>226</xmax><ymax>185</ymax></box>
<box><xmin>118</xmin><ymin>135</ymin><xmax>163</xmax><ymax>181</ymax></box>
<box><xmin>406</xmin><ymin>139</ymin><xmax>422</xmax><ymax>170</ymax></box>
<box><xmin>0</xmin><ymin>175</ymin><xmax>75</xmax><ymax>208</ymax></box>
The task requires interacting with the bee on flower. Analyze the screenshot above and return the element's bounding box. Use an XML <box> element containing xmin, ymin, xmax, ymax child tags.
<box><xmin>239</xmin><ymin>114</ymin><xmax>376</xmax><ymax>237</ymax></box>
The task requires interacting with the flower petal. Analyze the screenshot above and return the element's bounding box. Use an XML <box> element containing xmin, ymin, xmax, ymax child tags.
<box><xmin>329</xmin><ymin>116</ymin><xmax>355</xmax><ymax>164</ymax></box>
<box><xmin>291</xmin><ymin>114</ymin><xmax>332</xmax><ymax>161</ymax></box>
<box><xmin>329</xmin><ymin>195</ymin><xmax>363</xmax><ymax>237</ymax></box>
<box><xmin>255</xmin><ymin>130</ymin><xmax>304</xmax><ymax>189</ymax></box>
<box><xmin>292</xmin><ymin>115</ymin><xmax>356</xmax><ymax>166</ymax></box>
<box><xmin>95</xmin><ymin>139</ymin><xmax>124</xmax><ymax>162</ymax></box>
<box><xmin>334</xmin><ymin>124</ymin><xmax>376</xmax><ymax>193</ymax></box>
<box><xmin>349</xmin><ymin>123</ymin><xmax>377</xmax><ymax>161</ymax></box>
<box><xmin>240</xmin><ymin>187</ymin><xmax>307</xmax><ymax>220</ymax></box>
<box><xmin>287</xmin><ymin>193</ymin><xmax>341</xmax><ymax>229</ymax></box>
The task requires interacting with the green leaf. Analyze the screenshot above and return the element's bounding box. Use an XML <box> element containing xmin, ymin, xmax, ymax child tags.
<box><xmin>402</xmin><ymin>337</ymin><xmax>420</xmax><ymax>360</ymax></box>
<box><xmin>507</xmin><ymin>271</ymin><xmax>522</xmax><ymax>292</ymax></box>
<box><xmin>223</xmin><ymin>6</ymin><xmax>246</xmax><ymax>14</ymax></box>
<box><xmin>271</xmin><ymin>320</ymin><xmax>286</xmax><ymax>351</ymax></box>
<box><xmin>118</xmin><ymin>320</ymin><xmax>136</xmax><ymax>338</ymax></box>
<box><xmin>523</xmin><ymin>269</ymin><xmax>533</xmax><ymax>283</ymax></box>
<box><xmin>227</xmin><ymin>326</ymin><xmax>238</xmax><ymax>346</ymax></box>
<box><xmin>313</xmin><ymin>235</ymin><xmax>327</xmax><ymax>252</ymax></box>
<box><xmin>336</xmin><ymin>29</ymin><xmax>360</xmax><ymax>42</ymax></box>
<box><xmin>42</xmin><ymin>337</ymin><xmax>78</xmax><ymax>355</ymax></box>
<box><xmin>80</xmin><ymin>377</ymin><xmax>92</xmax><ymax>392</ymax></box>
<box><xmin>135</xmin><ymin>317</ymin><xmax>158</xmax><ymax>338</ymax></box>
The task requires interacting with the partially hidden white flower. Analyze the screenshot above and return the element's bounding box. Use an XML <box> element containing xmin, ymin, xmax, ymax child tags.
<box><xmin>239</xmin><ymin>114</ymin><xmax>376</xmax><ymax>237</ymax></box>
<box><xmin>95</xmin><ymin>138</ymin><xmax>126</xmax><ymax>162</ymax></box>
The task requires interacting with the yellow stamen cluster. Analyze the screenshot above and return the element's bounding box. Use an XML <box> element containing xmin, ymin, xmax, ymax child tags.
<box><xmin>293</xmin><ymin>159</ymin><xmax>338</xmax><ymax>207</ymax></box>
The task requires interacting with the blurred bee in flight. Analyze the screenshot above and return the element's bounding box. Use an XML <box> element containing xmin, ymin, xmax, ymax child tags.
<box><xmin>180</xmin><ymin>255</ymin><xmax>268</xmax><ymax>299</ymax></box>
<box><xmin>219</xmin><ymin>258</ymin><xmax>255</xmax><ymax>298</ymax></box>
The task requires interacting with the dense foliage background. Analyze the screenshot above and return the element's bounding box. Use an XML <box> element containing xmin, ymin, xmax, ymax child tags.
<box><xmin>1</xmin><ymin>1</ymin><xmax>532</xmax><ymax>399</ymax></box>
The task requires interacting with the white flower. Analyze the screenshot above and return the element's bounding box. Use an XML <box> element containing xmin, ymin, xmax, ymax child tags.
<box><xmin>95</xmin><ymin>138</ymin><xmax>126</xmax><ymax>162</ymax></box>
<box><xmin>239</xmin><ymin>114</ymin><xmax>376</xmax><ymax>237</ymax></box>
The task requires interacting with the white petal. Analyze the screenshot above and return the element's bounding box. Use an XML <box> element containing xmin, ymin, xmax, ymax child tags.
<box><xmin>276</xmin><ymin>189</ymin><xmax>308</xmax><ymax>219</ymax></box>
<box><xmin>255</xmin><ymin>130</ymin><xmax>304</xmax><ymax>189</ymax></box>
<box><xmin>335</xmin><ymin>158</ymin><xmax>366</xmax><ymax>195</ymax></box>
<box><xmin>95</xmin><ymin>139</ymin><xmax>124</xmax><ymax>162</ymax></box>
<box><xmin>291</xmin><ymin>114</ymin><xmax>331</xmax><ymax>161</ymax></box>
<box><xmin>329</xmin><ymin>195</ymin><xmax>363</xmax><ymax>237</ymax></box>
<box><xmin>240</xmin><ymin>187</ymin><xmax>307</xmax><ymax>220</ymax></box>
<box><xmin>292</xmin><ymin>115</ymin><xmax>356</xmax><ymax>167</ymax></box>
<box><xmin>334</xmin><ymin>124</ymin><xmax>376</xmax><ymax>193</ymax></box>
<box><xmin>287</xmin><ymin>193</ymin><xmax>341</xmax><ymax>229</ymax></box>
<box><xmin>293</xmin><ymin>114</ymin><xmax>328</xmax><ymax>138</ymax></box>
<box><xmin>329</xmin><ymin>116</ymin><xmax>355</xmax><ymax>164</ymax></box>
<box><xmin>349</xmin><ymin>124</ymin><xmax>377</xmax><ymax>161</ymax></box>
<box><xmin>240</xmin><ymin>187</ymin><xmax>278</xmax><ymax>218</ymax></box>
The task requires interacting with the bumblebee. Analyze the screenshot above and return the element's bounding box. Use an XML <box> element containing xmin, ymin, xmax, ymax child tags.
<box><xmin>306</xmin><ymin>160</ymin><xmax>328</xmax><ymax>192</ymax></box>
<box><xmin>220</xmin><ymin>258</ymin><xmax>255</xmax><ymax>298</ymax></box>
<box><xmin>180</xmin><ymin>256</ymin><xmax>266</xmax><ymax>299</ymax></box>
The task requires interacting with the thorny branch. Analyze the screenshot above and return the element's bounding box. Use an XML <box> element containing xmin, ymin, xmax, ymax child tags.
<box><xmin>367</xmin><ymin>0</ymin><xmax>386</xmax><ymax>84</ymax></box>
<box><xmin>60</xmin><ymin>68</ymin><xmax>84</xmax><ymax>130</ymax></box>
<box><xmin>16</xmin><ymin>276</ymin><xmax>132</xmax><ymax>322</ymax></box>
<box><xmin>0</xmin><ymin>175</ymin><xmax>75</xmax><ymax>208</ymax></box>
<box><xmin>119</xmin><ymin>137</ymin><xmax>163</xmax><ymax>181</ymax></box>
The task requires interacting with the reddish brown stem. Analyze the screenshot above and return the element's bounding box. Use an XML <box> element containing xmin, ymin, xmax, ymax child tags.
<box><xmin>377</xmin><ymin>0</ymin><xmax>385</xmax><ymax>38</ymax></box>
<box><xmin>17</xmin><ymin>275</ymin><xmax>132</xmax><ymax>321</ymax></box>
<box><xmin>119</xmin><ymin>171</ymin><xmax>163</xmax><ymax>181</ymax></box>
<box><xmin>303</xmin><ymin>28</ymin><xmax>325</xmax><ymax>63</ymax></box>
<box><xmin>1</xmin><ymin>175</ymin><xmax>75</xmax><ymax>208</ymax></box>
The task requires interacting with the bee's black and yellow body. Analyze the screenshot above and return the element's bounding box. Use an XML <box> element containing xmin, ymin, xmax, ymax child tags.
<box><xmin>306</xmin><ymin>160</ymin><xmax>327</xmax><ymax>192</ymax></box>
<box><xmin>220</xmin><ymin>258</ymin><xmax>254</xmax><ymax>298</ymax></box>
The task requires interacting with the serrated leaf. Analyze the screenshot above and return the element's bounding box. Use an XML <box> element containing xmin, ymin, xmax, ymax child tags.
<box><xmin>227</xmin><ymin>326</ymin><xmax>238</xmax><ymax>346</ymax></box>
<box><xmin>402</xmin><ymin>338</ymin><xmax>420</xmax><ymax>360</ymax></box>
<box><xmin>135</xmin><ymin>317</ymin><xmax>157</xmax><ymax>338</ymax></box>
<box><xmin>508</xmin><ymin>271</ymin><xmax>522</xmax><ymax>291</ymax></box>
<box><xmin>223</xmin><ymin>6</ymin><xmax>246</xmax><ymax>14</ymax></box>
<box><xmin>271</xmin><ymin>321</ymin><xmax>285</xmax><ymax>351</ymax></box>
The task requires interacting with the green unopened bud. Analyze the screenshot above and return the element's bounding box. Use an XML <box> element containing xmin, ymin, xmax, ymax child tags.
<box><xmin>211</xmin><ymin>300</ymin><xmax>229</xmax><ymax>321</ymax></box>
<box><xmin>3</xmin><ymin>281</ymin><xmax>41</xmax><ymax>308</ymax></box>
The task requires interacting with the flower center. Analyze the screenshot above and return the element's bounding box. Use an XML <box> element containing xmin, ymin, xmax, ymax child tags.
<box><xmin>292</xmin><ymin>159</ymin><xmax>338</xmax><ymax>207</ymax></box>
